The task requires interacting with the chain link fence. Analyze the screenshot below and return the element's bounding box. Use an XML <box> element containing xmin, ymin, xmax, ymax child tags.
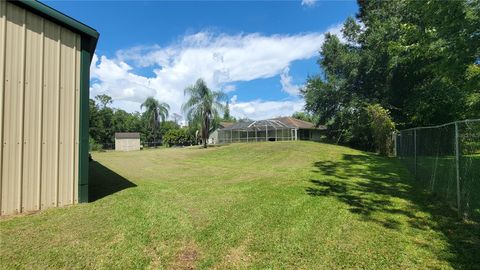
<box><xmin>395</xmin><ymin>119</ymin><xmax>480</xmax><ymax>220</ymax></box>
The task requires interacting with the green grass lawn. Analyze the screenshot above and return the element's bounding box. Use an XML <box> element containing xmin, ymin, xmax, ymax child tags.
<box><xmin>1</xmin><ymin>141</ymin><xmax>478</xmax><ymax>269</ymax></box>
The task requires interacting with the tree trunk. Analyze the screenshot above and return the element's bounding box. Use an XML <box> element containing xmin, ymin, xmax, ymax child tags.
<box><xmin>203</xmin><ymin>115</ymin><xmax>209</xmax><ymax>148</ymax></box>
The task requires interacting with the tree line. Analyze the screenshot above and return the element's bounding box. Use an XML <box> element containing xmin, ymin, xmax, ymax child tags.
<box><xmin>301</xmin><ymin>0</ymin><xmax>479</xmax><ymax>154</ymax></box>
<box><xmin>89</xmin><ymin>79</ymin><xmax>232</xmax><ymax>150</ymax></box>
<box><xmin>89</xmin><ymin>94</ymin><xmax>182</xmax><ymax>150</ymax></box>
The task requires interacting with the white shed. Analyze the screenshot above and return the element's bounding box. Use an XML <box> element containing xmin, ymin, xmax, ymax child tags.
<box><xmin>115</xmin><ymin>133</ymin><xmax>141</xmax><ymax>151</ymax></box>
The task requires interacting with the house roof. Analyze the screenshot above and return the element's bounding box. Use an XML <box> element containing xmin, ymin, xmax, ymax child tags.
<box><xmin>220</xmin><ymin>117</ymin><xmax>326</xmax><ymax>131</ymax></box>
<box><xmin>115</xmin><ymin>133</ymin><xmax>141</xmax><ymax>139</ymax></box>
<box><xmin>219</xmin><ymin>122</ymin><xmax>235</xmax><ymax>128</ymax></box>
<box><xmin>271</xmin><ymin>117</ymin><xmax>327</xmax><ymax>130</ymax></box>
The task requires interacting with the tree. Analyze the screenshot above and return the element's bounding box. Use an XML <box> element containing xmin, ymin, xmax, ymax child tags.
<box><xmin>141</xmin><ymin>97</ymin><xmax>170</xmax><ymax>145</ymax></box>
<box><xmin>223</xmin><ymin>101</ymin><xmax>235</xmax><ymax>122</ymax></box>
<box><xmin>302</xmin><ymin>0</ymin><xmax>479</xmax><ymax>151</ymax></box>
<box><xmin>182</xmin><ymin>79</ymin><xmax>226</xmax><ymax>148</ymax></box>
<box><xmin>89</xmin><ymin>96</ymin><xmax>115</xmax><ymax>147</ymax></box>
<box><xmin>95</xmin><ymin>94</ymin><xmax>113</xmax><ymax>109</ymax></box>
<box><xmin>237</xmin><ymin>117</ymin><xmax>253</xmax><ymax>123</ymax></box>
<box><xmin>112</xmin><ymin>109</ymin><xmax>143</xmax><ymax>134</ymax></box>
<box><xmin>89</xmin><ymin>98</ymin><xmax>101</xmax><ymax>143</ymax></box>
<box><xmin>163</xmin><ymin>128</ymin><xmax>195</xmax><ymax>147</ymax></box>
<box><xmin>353</xmin><ymin>0</ymin><xmax>479</xmax><ymax>125</ymax></box>
<box><xmin>159</xmin><ymin>121</ymin><xmax>180</xmax><ymax>139</ymax></box>
<box><xmin>292</xmin><ymin>111</ymin><xmax>315</xmax><ymax>123</ymax></box>
<box><xmin>172</xmin><ymin>113</ymin><xmax>182</xmax><ymax>125</ymax></box>
<box><xmin>366</xmin><ymin>104</ymin><xmax>395</xmax><ymax>156</ymax></box>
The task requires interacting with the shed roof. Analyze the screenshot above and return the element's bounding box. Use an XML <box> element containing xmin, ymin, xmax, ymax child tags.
<box><xmin>115</xmin><ymin>133</ymin><xmax>141</xmax><ymax>139</ymax></box>
<box><xmin>221</xmin><ymin>117</ymin><xmax>326</xmax><ymax>131</ymax></box>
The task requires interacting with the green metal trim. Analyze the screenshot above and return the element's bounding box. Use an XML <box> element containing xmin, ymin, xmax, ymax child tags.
<box><xmin>9</xmin><ymin>0</ymin><xmax>99</xmax><ymax>58</ymax></box>
<box><xmin>78</xmin><ymin>36</ymin><xmax>91</xmax><ymax>203</ymax></box>
<box><xmin>12</xmin><ymin>0</ymin><xmax>99</xmax><ymax>39</ymax></box>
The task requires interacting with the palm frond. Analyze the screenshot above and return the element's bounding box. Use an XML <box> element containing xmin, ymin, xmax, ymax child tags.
<box><xmin>181</xmin><ymin>78</ymin><xmax>228</xmax><ymax>147</ymax></box>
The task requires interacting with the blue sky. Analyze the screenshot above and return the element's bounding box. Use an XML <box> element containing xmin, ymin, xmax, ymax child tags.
<box><xmin>46</xmin><ymin>0</ymin><xmax>358</xmax><ymax>120</ymax></box>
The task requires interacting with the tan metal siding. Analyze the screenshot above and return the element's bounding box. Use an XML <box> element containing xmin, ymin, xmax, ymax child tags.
<box><xmin>0</xmin><ymin>2</ymin><xmax>81</xmax><ymax>215</ymax></box>
<box><xmin>0</xmin><ymin>0</ymin><xmax>6</xmax><ymax>214</ymax></box>
<box><xmin>58</xmin><ymin>27</ymin><xmax>76</xmax><ymax>207</ymax></box>
<box><xmin>1</xmin><ymin>3</ymin><xmax>25</xmax><ymax>215</ymax></box>
<box><xmin>22</xmin><ymin>12</ymin><xmax>43</xmax><ymax>212</ymax></box>
<box><xmin>41</xmin><ymin>19</ymin><xmax>60</xmax><ymax>210</ymax></box>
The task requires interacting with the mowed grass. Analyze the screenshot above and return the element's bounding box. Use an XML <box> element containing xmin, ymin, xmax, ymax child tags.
<box><xmin>412</xmin><ymin>155</ymin><xmax>480</xmax><ymax>219</ymax></box>
<box><xmin>1</xmin><ymin>141</ymin><xmax>478</xmax><ymax>269</ymax></box>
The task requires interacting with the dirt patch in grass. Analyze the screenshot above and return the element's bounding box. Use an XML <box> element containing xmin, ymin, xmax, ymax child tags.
<box><xmin>213</xmin><ymin>242</ymin><xmax>252</xmax><ymax>269</ymax></box>
<box><xmin>145</xmin><ymin>242</ymin><xmax>162</xmax><ymax>269</ymax></box>
<box><xmin>170</xmin><ymin>241</ymin><xmax>200</xmax><ymax>270</ymax></box>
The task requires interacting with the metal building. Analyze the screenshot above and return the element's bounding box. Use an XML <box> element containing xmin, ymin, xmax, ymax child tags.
<box><xmin>115</xmin><ymin>133</ymin><xmax>141</xmax><ymax>151</ymax></box>
<box><xmin>0</xmin><ymin>1</ymin><xmax>99</xmax><ymax>215</ymax></box>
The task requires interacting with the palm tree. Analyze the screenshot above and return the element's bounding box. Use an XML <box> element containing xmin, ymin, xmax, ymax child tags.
<box><xmin>141</xmin><ymin>97</ymin><xmax>170</xmax><ymax>146</ymax></box>
<box><xmin>182</xmin><ymin>79</ymin><xmax>226</xmax><ymax>148</ymax></box>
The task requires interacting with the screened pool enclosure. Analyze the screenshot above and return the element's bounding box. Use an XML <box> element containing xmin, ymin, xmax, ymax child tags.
<box><xmin>214</xmin><ymin>117</ymin><xmax>326</xmax><ymax>144</ymax></box>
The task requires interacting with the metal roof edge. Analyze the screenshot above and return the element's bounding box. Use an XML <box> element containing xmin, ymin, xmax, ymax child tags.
<box><xmin>10</xmin><ymin>0</ymin><xmax>99</xmax><ymax>54</ymax></box>
<box><xmin>115</xmin><ymin>132</ymin><xmax>141</xmax><ymax>139</ymax></box>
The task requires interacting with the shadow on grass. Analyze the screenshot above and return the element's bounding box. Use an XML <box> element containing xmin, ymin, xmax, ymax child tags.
<box><xmin>89</xmin><ymin>161</ymin><xmax>137</xmax><ymax>202</ymax></box>
<box><xmin>306</xmin><ymin>154</ymin><xmax>479</xmax><ymax>269</ymax></box>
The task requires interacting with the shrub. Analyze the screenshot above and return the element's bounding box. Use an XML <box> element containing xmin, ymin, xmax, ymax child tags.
<box><xmin>163</xmin><ymin>128</ymin><xmax>195</xmax><ymax>147</ymax></box>
<box><xmin>89</xmin><ymin>137</ymin><xmax>103</xmax><ymax>151</ymax></box>
<box><xmin>349</xmin><ymin>106</ymin><xmax>376</xmax><ymax>151</ymax></box>
<box><xmin>366</xmin><ymin>104</ymin><xmax>395</xmax><ymax>156</ymax></box>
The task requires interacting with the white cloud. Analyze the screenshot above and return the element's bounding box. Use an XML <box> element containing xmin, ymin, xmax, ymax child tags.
<box><xmin>301</xmin><ymin>0</ymin><xmax>317</xmax><ymax>7</ymax></box>
<box><xmin>280</xmin><ymin>66</ymin><xmax>302</xmax><ymax>96</ymax></box>
<box><xmin>230</xmin><ymin>95</ymin><xmax>238</xmax><ymax>104</ymax></box>
<box><xmin>230</xmin><ymin>98</ymin><xmax>305</xmax><ymax>120</ymax></box>
<box><xmin>223</xmin><ymin>84</ymin><xmax>236</xmax><ymax>93</ymax></box>
<box><xmin>90</xmin><ymin>55</ymin><xmax>157</xmax><ymax>105</ymax></box>
<box><xmin>90</xmin><ymin>25</ymin><xmax>342</xmax><ymax>119</ymax></box>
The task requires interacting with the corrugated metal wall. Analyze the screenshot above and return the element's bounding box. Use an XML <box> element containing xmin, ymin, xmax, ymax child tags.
<box><xmin>0</xmin><ymin>2</ymin><xmax>81</xmax><ymax>215</ymax></box>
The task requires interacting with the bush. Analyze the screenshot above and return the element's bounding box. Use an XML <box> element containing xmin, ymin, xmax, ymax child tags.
<box><xmin>163</xmin><ymin>128</ymin><xmax>195</xmax><ymax>147</ymax></box>
<box><xmin>321</xmin><ymin>103</ymin><xmax>395</xmax><ymax>155</ymax></box>
<box><xmin>89</xmin><ymin>137</ymin><xmax>103</xmax><ymax>151</ymax></box>
<box><xmin>349</xmin><ymin>106</ymin><xmax>376</xmax><ymax>151</ymax></box>
<box><xmin>366</xmin><ymin>104</ymin><xmax>395</xmax><ymax>156</ymax></box>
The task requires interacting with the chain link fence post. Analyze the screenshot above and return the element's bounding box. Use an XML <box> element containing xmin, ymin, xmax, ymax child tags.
<box><xmin>455</xmin><ymin>121</ymin><xmax>461</xmax><ymax>216</ymax></box>
<box><xmin>392</xmin><ymin>132</ymin><xmax>397</xmax><ymax>157</ymax></box>
<box><xmin>414</xmin><ymin>128</ymin><xmax>417</xmax><ymax>179</ymax></box>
